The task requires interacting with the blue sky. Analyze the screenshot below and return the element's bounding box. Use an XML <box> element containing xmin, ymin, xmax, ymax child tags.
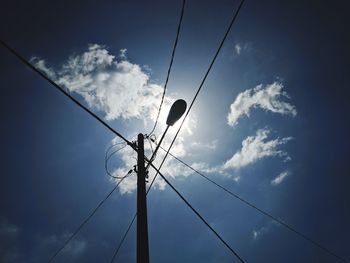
<box><xmin>1</xmin><ymin>0</ymin><xmax>349</xmax><ymax>262</ymax></box>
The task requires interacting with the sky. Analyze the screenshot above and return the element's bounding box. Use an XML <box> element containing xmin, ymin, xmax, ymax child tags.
<box><xmin>1</xmin><ymin>0</ymin><xmax>349</xmax><ymax>262</ymax></box>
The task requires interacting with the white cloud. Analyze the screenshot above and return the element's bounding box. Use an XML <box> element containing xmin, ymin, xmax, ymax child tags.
<box><xmin>271</xmin><ymin>171</ymin><xmax>289</xmax><ymax>186</ymax></box>
<box><xmin>32</xmin><ymin>44</ymin><xmax>201</xmax><ymax>193</ymax></box>
<box><xmin>227</xmin><ymin>81</ymin><xmax>297</xmax><ymax>127</ymax></box>
<box><xmin>252</xmin><ymin>225</ymin><xmax>269</xmax><ymax>240</ymax></box>
<box><xmin>119</xmin><ymin>48</ymin><xmax>127</xmax><ymax>60</ymax></box>
<box><xmin>234</xmin><ymin>43</ymin><xmax>242</xmax><ymax>55</ymax></box>
<box><xmin>252</xmin><ymin>221</ymin><xmax>278</xmax><ymax>241</ymax></box>
<box><xmin>32</xmin><ymin>44</ymin><xmax>293</xmax><ymax>194</ymax></box>
<box><xmin>112</xmin><ymin>135</ymin><xmax>196</xmax><ymax>194</ymax></box>
<box><xmin>31</xmin><ymin>44</ymin><xmax>168</xmax><ymax>123</ymax></box>
<box><xmin>233</xmin><ymin>42</ymin><xmax>251</xmax><ymax>56</ymax></box>
<box><xmin>190</xmin><ymin>140</ymin><xmax>217</xmax><ymax>150</ymax></box>
<box><xmin>223</xmin><ymin>129</ymin><xmax>292</xmax><ymax>170</ymax></box>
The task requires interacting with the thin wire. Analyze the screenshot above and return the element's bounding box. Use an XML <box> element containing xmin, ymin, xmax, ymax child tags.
<box><xmin>138</xmin><ymin>4</ymin><xmax>247</xmax><ymax>257</ymax></box>
<box><xmin>2</xmin><ymin>1</ymin><xmax>246</xmax><ymax>260</ymax></box>
<box><xmin>152</xmin><ymin>141</ymin><xmax>349</xmax><ymax>263</ymax></box>
<box><xmin>4</xmin><ymin>4</ymin><xmax>347</xmax><ymax>263</ymax></box>
<box><xmin>148</xmin><ymin>161</ymin><xmax>245</xmax><ymax>262</ymax></box>
<box><xmin>105</xmin><ymin>144</ymin><xmax>128</xmax><ymax>179</ymax></box>
<box><xmin>109</xmin><ymin>137</ymin><xmax>156</xmax><ymax>263</ymax></box>
<box><xmin>147</xmin><ymin>0</ymin><xmax>245</xmax><ymax>202</ymax></box>
<box><xmin>109</xmin><ymin>213</ymin><xmax>137</xmax><ymax>263</ymax></box>
<box><xmin>147</xmin><ymin>0</ymin><xmax>186</xmax><ymax>137</ymax></box>
<box><xmin>106</xmin><ymin>141</ymin><xmax>126</xmax><ymax>158</ymax></box>
<box><xmin>0</xmin><ymin>39</ymin><xmax>135</xmax><ymax>150</ymax></box>
<box><xmin>47</xmin><ymin>169</ymin><xmax>134</xmax><ymax>263</ymax></box>
<box><xmin>110</xmin><ymin>161</ymin><xmax>245</xmax><ymax>263</ymax></box>
<box><xmin>147</xmin><ymin>137</ymin><xmax>155</xmax><ymax>159</ymax></box>
<box><xmin>104</xmin><ymin>135</ymin><xmax>139</xmax><ymax>179</ymax></box>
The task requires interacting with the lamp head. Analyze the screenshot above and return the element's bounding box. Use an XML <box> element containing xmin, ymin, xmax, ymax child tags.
<box><xmin>166</xmin><ymin>99</ymin><xmax>187</xmax><ymax>126</ymax></box>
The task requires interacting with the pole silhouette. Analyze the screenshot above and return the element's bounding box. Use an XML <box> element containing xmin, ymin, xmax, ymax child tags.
<box><xmin>137</xmin><ymin>133</ymin><xmax>149</xmax><ymax>263</ymax></box>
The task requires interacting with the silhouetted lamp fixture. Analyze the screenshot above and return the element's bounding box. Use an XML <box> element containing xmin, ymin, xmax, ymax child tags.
<box><xmin>146</xmin><ymin>99</ymin><xmax>187</xmax><ymax>167</ymax></box>
<box><xmin>166</xmin><ymin>99</ymin><xmax>187</xmax><ymax>126</ymax></box>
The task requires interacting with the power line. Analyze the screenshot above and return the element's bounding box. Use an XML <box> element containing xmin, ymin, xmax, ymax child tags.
<box><xmin>3</xmin><ymin>2</ymin><xmax>246</xmax><ymax>261</ymax></box>
<box><xmin>47</xmin><ymin>169</ymin><xmax>134</xmax><ymax>263</ymax></box>
<box><xmin>139</xmin><ymin>3</ymin><xmax>246</xmax><ymax>259</ymax></box>
<box><xmin>144</xmin><ymin>0</ymin><xmax>347</xmax><ymax>260</ymax></box>
<box><xmin>3</xmin><ymin>1</ymin><xmax>247</xmax><ymax>260</ymax></box>
<box><xmin>154</xmin><ymin>142</ymin><xmax>349</xmax><ymax>263</ymax></box>
<box><xmin>147</xmin><ymin>0</ymin><xmax>186</xmax><ymax>137</ymax></box>
<box><xmin>109</xmin><ymin>213</ymin><xmax>137</xmax><ymax>263</ymax></box>
<box><xmin>3</xmin><ymin>25</ymin><xmax>244</xmax><ymax>258</ymax></box>
<box><xmin>109</xmin><ymin>138</ymin><xmax>156</xmax><ymax>262</ymax></box>
<box><xmin>147</xmin><ymin>0</ymin><xmax>245</xmax><ymax>202</ymax></box>
<box><xmin>0</xmin><ymin>39</ymin><xmax>135</xmax><ymax>150</ymax></box>
<box><xmin>3</xmin><ymin>3</ymin><xmax>348</xmax><ymax>263</ymax></box>
<box><xmin>148</xmin><ymin>161</ymin><xmax>246</xmax><ymax>262</ymax></box>
<box><xmin>105</xmin><ymin>135</ymin><xmax>139</xmax><ymax>179</ymax></box>
<box><xmin>105</xmin><ymin>144</ymin><xmax>128</xmax><ymax>179</ymax></box>
<box><xmin>110</xmin><ymin>160</ymin><xmax>246</xmax><ymax>262</ymax></box>
<box><xmin>106</xmin><ymin>141</ymin><xmax>126</xmax><ymax>157</ymax></box>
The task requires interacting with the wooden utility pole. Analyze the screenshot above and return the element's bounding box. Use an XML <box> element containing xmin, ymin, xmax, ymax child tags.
<box><xmin>137</xmin><ymin>133</ymin><xmax>149</xmax><ymax>263</ymax></box>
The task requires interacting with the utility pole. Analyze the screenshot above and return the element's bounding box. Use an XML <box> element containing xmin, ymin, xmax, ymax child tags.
<box><xmin>135</xmin><ymin>100</ymin><xmax>187</xmax><ymax>263</ymax></box>
<box><xmin>137</xmin><ymin>133</ymin><xmax>149</xmax><ymax>263</ymax></box>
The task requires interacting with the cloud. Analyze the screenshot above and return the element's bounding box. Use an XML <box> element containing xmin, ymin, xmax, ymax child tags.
<box><xmin>31</xmin><ymin>44</ymin><xmax>168</xmax><ymax>123</ymax></box>
<box><xmin>110</xmin><ymin>135</ymin><xmax>196</xmax><ymax>194</ymax></box>
<box><xmin>234</xmin><ymin>43</ymin><xmax>242</xmax><ymax>55</ymax></box>
<box><xmin>119</xmin><ymin>48</ymin><xmax>127</xmax><ymax>60</ymax></box>
<box><xmin>252</xmin><ymin>221</ymin><xmax>278</xmax><ymax>241</ymax></box>
<box><xmin>252</xmin><ymin>226</ymin><xmax>269</xmax><ymax>240</ymax></box>
<box><xmin>190</xmin><ymin>140</ymin><xmax>217</xmax><ymax>150</ymax></box>
<box><xmin>31</xmin><ymin>44</ymin><xmax>200</xmax><ymax>193</ymax></box>
<box><xmin>233</xmin><ymin>42</ymin><xmax>251</xmax><ymax>56</ymax></box>
<box><xmin>223</xmin><ymin>128</ymin><xmax>292</xmax><ymax>170</ymax></box>
<box><xmin>227</xmin><ymin>81</ymin><xmax>297</xmax><ymax>127</ymax></box>
<box><xmin>271</xmin><ymin>171</ymin><xmax>289</xmax><ymax>186</ymax></box>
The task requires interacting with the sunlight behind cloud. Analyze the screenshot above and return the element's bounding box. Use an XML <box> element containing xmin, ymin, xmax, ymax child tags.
<box><xmin>31</xmin><ymin>44</ymin><xmax>198</xmax><ymax>193</ymax></box>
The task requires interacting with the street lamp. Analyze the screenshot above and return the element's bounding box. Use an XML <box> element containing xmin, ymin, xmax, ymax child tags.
<box><xmin>148</xmin><ymin>99</ymin><xmax>187</xmax><ymax>164</ymax></box>
<box><xmin>136</xmin><ymin>99</ymin><xmax>187</xmax><ymax>263</ymax></box>
<box><xmin>166</xmin><ymin>99</ymin><xmax>187</xmax><ymax>126</ymax></box>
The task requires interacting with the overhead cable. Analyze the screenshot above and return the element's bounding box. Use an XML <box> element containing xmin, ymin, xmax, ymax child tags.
<box><xmin>148</xmin><ymin>161</ymin><xmax>246</xmax><ymax>262</ymax></box>
<box><xmin>110</xmin><ymin>160</ymin><xmax>246</xmax><ymax>262</ymax></box>
<box><xmin>105</xmin><ymin>144</ymin><xmax>128</xmax><ymax>179</ymax></box>
<box><xmin>147</xmin><ymin>0</ymin><xmax>245</xmax><ymax>199</ymax></box>
<box><xmin>0</xmin><ymin>39</ymin><xmax>135</xmax><ymax>150</ymax></box>
<box><xmin>47</xmin><ymin>169</ymin><xmax>134</xmax><ymax>263</ymax></box>
<box><xmin>109</xmin><ymin>214</ymin><xmax>137</xmax><ymax>263</ymax></box>
<box><xmin>153</xmin><ymin>141</ymin><xmax>349</xmax><ymax>263</ymax></box>
<box><xmin>147</xmin><ymin>0</ymin><xmax>186</xmax><ymax>137</ymax></box>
